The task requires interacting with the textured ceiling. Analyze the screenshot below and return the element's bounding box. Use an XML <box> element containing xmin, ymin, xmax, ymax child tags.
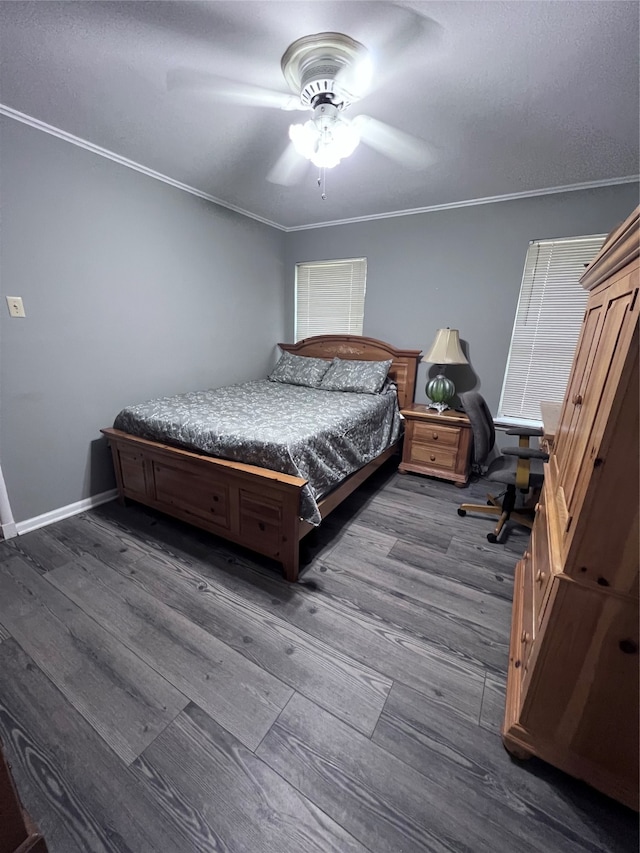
<box><xmin>1</xmin><ymin>1</ymin><xmax>638</xmax><ymax>229</ymax></box>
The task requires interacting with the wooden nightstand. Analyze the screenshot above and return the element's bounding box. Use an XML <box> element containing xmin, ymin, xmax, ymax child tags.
<box><xmin>399</xmin><ymin>405</ymin><xmax>473</xmax><ymax>485</ymax></box>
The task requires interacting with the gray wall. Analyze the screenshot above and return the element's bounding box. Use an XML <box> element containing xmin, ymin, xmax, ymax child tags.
<box><xmin>2</xmin><ymin>113</ymin><xmax>636</xmax><ymax>525</ymax></box>
<box><xmin>0</xmin><ymin>117</ymin><xmax>286</xmax><ymax>523</ymax></box>
<box><xmin>283</xmin><ymin>184</ymin><xmax>639</xmax><ymax>413</ymax></box>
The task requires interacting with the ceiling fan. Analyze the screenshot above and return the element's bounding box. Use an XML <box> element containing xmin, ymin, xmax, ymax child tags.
<box><xmin>167</xmin><ymin>15</ymin><xmax>439</xmax><ymax>191</ymax></box>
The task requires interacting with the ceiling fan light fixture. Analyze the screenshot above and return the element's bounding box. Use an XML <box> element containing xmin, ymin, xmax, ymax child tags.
<box><xmin>289</xmin><ymin>121</ymin><xmax>319</xmax><ymax>160</ymax></box>
<box><xmin>320</xmin><ymin>117</ymin><xmax>360</xmax><ymax>164</ymax></box>
<box><xmin>289</xmin><ymin>104</ymin><xmax>360</xmax><ymax>169</ymax></box>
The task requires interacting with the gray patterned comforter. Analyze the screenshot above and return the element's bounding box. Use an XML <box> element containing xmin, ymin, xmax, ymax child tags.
<box><xmin>113</xmin><ymin>380</ymin><xmax>402</xmax><ymax>525</ymax></box>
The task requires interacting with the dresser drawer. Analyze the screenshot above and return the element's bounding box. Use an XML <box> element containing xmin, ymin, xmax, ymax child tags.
<box><xmin>531</xmin><ymin>502</ymin><xmax>553</xmax><ymax>629</ymax></box>
<box><xmin>506</xmin><ymin>558</ymin><xmax>536</xmax><ymax>704</ymax></box>
<box><xmin>411</xmin><ymin>421</ymin><xmax>460</xmax><ymax>450</ymax></box>
<box><xmin>520</xmin><ymin>557</ymin><xmax>536</xmax><ymax>673</ymax></box>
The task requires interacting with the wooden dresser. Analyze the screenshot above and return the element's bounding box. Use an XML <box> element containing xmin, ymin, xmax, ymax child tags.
<box><xmin>502</xmin><ymin>207</ymin><xmax>639</xmax><ymax>810</ymax></box>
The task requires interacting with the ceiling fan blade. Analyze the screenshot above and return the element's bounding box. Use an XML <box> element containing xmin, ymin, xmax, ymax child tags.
<box><xmin>364</xmin><ymin>6</ymin><xmax>444</xmax><ymax>93</ymax></box>
<box><xmin>378</xmin><ymin>7</ymin><xmax>442</xmax><ymax>62</ymax></box>
<box><xmin>334</xmin><ymin>55</ymin><xmax>375</xmax><ymax>103</ymax></box>
<box><xmin>352</xmin><ymin>115</ymin><xmax>435</xmax><ymax>170</ymax></box>
<box><xmin>266</xmin><ymin>142</ymin><xmax>310</xmax><ymax>186</ymax></box>
<box><xmin>166</xmin><ymin>68</ymin><xmax>302</xmax><ymax>111</ymax></box>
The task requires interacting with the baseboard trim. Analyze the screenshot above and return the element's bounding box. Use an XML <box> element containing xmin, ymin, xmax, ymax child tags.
<box><xmin>1</xmin><ymin>521</ymin><xmax>18</xmax><ymax>540</ymax></box>
<box><xmin>15</xmin><ymin>489</ymin><xmax>118</xmax><ymax>536</ymax></box>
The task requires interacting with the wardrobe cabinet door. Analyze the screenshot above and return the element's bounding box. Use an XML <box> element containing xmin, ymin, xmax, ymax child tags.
<box><xmin>553</xmin><ymin>302</ymin><xmax>603</xmax><ymax>485</ymax></box>
<box><xmin>556</xmin><ymin>273</ymin><xmax>638</xmax><ymax>550</ymax></box>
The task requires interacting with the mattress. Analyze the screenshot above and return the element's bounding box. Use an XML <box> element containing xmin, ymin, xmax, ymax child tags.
<box><xmin>113</xmin><ymin>379</ymin><xmax>402</xmax><ymax>524</ymax></box>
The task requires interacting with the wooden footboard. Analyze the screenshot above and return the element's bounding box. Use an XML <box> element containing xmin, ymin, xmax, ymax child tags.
<box><xmin>101</xmin><ymin>428</ymin><xmax>308</xmax><ymax>581</ymax></box>
<box><xmin>102</xmin><ymin>428</ymin><xmax>401</xmax><ymax>582</ymax></box>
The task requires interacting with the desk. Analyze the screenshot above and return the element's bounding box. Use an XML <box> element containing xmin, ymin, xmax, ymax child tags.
<box><xmin>540</xmin><ymin>401</ymin><xmax>562</xmax><ymax>454</ymax></box>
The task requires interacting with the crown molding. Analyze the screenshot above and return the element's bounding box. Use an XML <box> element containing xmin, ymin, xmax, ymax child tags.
<box><xmin>0</xmin><ymin>104</ymin><xmax>286</xmax><ymax>232</ymax></box>
<box><xmin>2</xmin><ymin>104</ymin><xmax>637</xmax><ymax>234</ymax></box>
<box><xmin>284</xmin><ymin>175</ymin><xmax>640</xmax><ymax>231</ymax></box>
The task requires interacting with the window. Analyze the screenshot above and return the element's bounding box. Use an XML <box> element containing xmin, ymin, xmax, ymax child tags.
<box><xmin>295</xmin><ymin>257</ymin><xmax>366</xmax><ymax>342</ymax></box>
<box><xmin>497</xmin><ymin>234</ymin><xmax>606</xmax><ymax>425</ymax></box>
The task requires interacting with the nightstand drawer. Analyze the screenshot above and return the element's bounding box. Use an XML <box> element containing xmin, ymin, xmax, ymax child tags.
<box><xmin>412</xmin><ymin>421</ymin><xmax>460</xmax><ymax>450</ymax></box>
<box><xmin>408</xmin><ymin>443</ymin><xmax>458</xmax><ymax>471</ymax></box>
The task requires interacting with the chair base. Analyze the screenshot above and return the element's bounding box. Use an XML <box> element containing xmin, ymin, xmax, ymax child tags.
<box><xmin>458</xmin><ymin>489</ymin><xmax>535</xmax><ymax>543</ymax></box>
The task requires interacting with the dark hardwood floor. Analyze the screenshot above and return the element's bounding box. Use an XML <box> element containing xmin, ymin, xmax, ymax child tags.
<box><xmin>0</xmin><ymin>464</ymin><xmax>637</xmax><ymax>852</ymax></box>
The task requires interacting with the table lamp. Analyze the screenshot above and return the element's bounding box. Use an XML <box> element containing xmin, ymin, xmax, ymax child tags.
<box><xmin>423</xmin><ymin>328</ymin><xmax>468</xmax><ymax>412</ymax></box>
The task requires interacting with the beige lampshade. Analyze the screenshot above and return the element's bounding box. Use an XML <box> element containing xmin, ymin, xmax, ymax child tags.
<box><xmin>422</xmin><ymin>328</ymin><xmax>468</xmax><ymax>365</ymax></box>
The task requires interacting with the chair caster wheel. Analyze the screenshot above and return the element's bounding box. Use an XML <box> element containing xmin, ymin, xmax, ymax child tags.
<box><xmin>487</xmin><ymin>533</ymin><xmax>498</xmax><ymax>543</ymax></box>
<box><xmin>457</xmin><ymin>508</ymin><xmax>466</xmax><ymax>517</ymax></box>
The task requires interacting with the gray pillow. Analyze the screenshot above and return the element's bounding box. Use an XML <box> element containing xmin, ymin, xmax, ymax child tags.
<box><xmin>268</xmin><ymin>350</ymin><xmax>331</xmax><ymax>388</ymax></box>
<box><xmin>319</xmin><ymin>357</ymin><xmax>393</xmax><ymax>394</ymax></box>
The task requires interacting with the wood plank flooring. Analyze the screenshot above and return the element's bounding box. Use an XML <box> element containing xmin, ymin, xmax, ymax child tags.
<box><xmin>0</xmin><ymin>464</ymin><xmax>637</xmax><ymax>853</ymax></box>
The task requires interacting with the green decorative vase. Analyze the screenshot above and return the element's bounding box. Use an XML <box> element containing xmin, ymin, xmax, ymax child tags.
<box><xmin>426</xmin><ymin>373</ymin><xmax>454</xmax><ymax>411</ymax></box>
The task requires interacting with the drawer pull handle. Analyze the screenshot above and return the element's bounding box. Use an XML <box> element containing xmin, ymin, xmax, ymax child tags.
<box><xmin>430</xmin><ymin>454</ymin><xmax>436</xmax><ymax>462</ymax></box>
<box><xmin>432</xmin><ymin>432</ymin><xmax>439</xmax><ymax>440</ymax></box>
<box><xmin>572</xmin><ymin>393</ymin><xmax>583</xmax><ymax>405</ymax></box>
<box><xmin>619</xmin><ymin>639</ymin><xmax>638</xmax><ymax>655</ymax></box>
<box><xmin>521</xmin><ymin>631</ymin><xmax>531</xmax><ymax>644</ymax></box>
<box><xmin>258</xmin><ymin>522</ymin><xmax>265</xmax><ymax>531</ymax></box>
<box><xmin>535</xmin><ymin>570</ymin><xmax>547</xmax><ymax>584</ymax></box>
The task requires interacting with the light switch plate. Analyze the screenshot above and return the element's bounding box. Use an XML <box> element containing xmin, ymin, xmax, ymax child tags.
<box><xmin>6</xmin><ymin>296</ymin><xmax>26</xmax><ymax>318</ymax></box>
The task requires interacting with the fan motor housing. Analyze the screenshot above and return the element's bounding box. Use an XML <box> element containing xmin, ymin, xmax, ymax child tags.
<box><xmin>281</xmin><ymin>32</ymin><xmax>368</xmax><ymax>109</ymax></box>
<box><xmin>301</xmin><ymin>78</ymin><xmax>343</xmax><ymax>109</ymax></box>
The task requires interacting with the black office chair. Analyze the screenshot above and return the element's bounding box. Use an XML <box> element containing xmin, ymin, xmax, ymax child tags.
<box><xmin>457</xmin><ymin>391</ymin><xmax>549</xmax><ymax>543</ymax></box>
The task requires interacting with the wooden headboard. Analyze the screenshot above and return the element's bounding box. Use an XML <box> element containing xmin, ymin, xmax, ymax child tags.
<box><xmin>278</xmin><ymin>335</ymin><xmax>422</xmax><ymax>410</ymax></box>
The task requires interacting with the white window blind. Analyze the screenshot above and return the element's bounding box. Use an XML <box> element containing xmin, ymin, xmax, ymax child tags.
<box><xmin>295</xmin><ymin>258</ymin><xmax>366</xmax><ymax>341</ymax></box>
<box><xmin>498</xmin><ymin>234</ymin><xmax>606</xmax><ymax>424</ymax></box>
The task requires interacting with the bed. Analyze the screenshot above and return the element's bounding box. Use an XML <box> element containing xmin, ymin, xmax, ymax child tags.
<box><xmin>101</xmin><ymin>335</ymin><xmax>421</xmax><ymax>581</ymax></box>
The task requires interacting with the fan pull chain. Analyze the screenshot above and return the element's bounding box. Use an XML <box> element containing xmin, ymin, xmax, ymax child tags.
<box><xmin>317</xmin><ymin>167</ymin><xmax>327</xmax><ymax>200</ymax></box>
